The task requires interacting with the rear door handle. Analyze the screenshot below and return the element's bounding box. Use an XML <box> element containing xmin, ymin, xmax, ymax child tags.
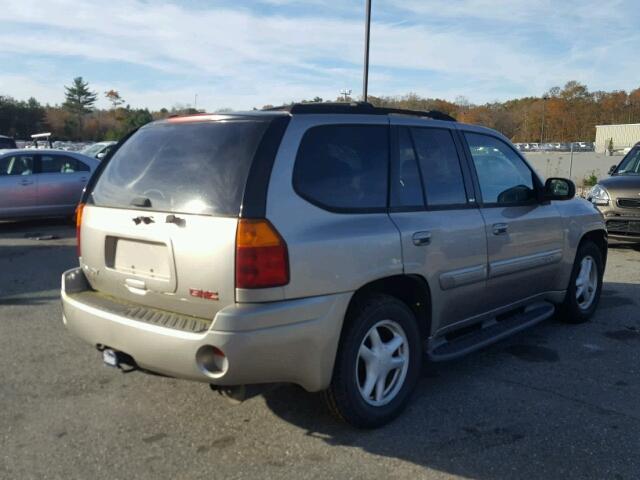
<box><xmin>412</xmin><ymin>231</ymin><xmax>431</xmax><ymax>246</ymax></box>
<box><xmin>493</xmin><ymin>223</ymin><xmax>509</xmax><ymax>235</ymax></box>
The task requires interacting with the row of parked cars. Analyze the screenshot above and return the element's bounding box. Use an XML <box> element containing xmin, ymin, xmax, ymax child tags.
<box><xmin>514</xmin><ymin>142</ymin><xmax>595</xmax><ymax>152</ymax></box>
<box><xmin>0</xmin><ymin>137</ymin><xmax>116</xmax><ymax>220</ymax></box>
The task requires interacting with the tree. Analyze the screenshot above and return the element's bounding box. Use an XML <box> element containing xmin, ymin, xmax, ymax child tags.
<box><xmin>104</xmin><ymin>90</ymin><xmax>125</xmax><ymax>109</ymax></box>
<box><xmin>63</xmin><ymin>77</ymin><xmax>97</xmax><ymax>115</ymax></box>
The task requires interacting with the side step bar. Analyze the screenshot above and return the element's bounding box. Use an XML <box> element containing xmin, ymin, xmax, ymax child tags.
<box><xmin>427</xmin><ymin>302</ymin><xmax>555</xmax><ymax>362</ymax></box>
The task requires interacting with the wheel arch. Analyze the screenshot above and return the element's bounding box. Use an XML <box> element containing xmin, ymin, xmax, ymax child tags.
<box><xmin>344</xmin><ymin>275</ymin><xmax>432</xmax><ymax>340</ymax></box>
<box><xmin>578</xmin><ymin>228</ymin><xmax>608</xmax><ymax>269</ymax></box>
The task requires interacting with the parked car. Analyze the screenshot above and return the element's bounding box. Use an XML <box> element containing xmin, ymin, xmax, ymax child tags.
<box><xmin>0</xmin><ymin>149</ymin><xmax>98</xmax><ymax>220</ymax></box>
<box><xmin>0</xmin><ymin>134</ymin><xmax>17</xmax><ymax>150</ymax></box>
<box><xmin>81</xmin><ymin>141</ymin><xmax>117</xmax><ymax>160</ymax></box>
<box><xmin>61</xmin><ymin>103</ymin><xmax>606</xmax><ymax>428</ymax></box>
<box><xmin>588</xmin><ymin>142</ymin><xmax>640</xmax><ymax>241</ymax></box>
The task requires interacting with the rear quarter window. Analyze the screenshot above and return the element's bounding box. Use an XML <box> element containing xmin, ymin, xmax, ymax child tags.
<box><xmin>90</xmin><ymin>120</ymin><xmax>270</xmax><ymax>216</ymax></box>
<box><xmin>293</xmin><ymin>124</ymin><xmax>389</xmax><ymax>211</ymax></box>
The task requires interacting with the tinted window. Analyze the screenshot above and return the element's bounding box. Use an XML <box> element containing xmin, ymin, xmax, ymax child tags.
<box><xmin>411</xmin><ymin>128</ymin><xmax>467</xmax><ymax>206</ymax></box>
<box><xmin>0</xmin><ymin>155</ymin><xmax>33</xmax><ymax>176</ymax></box>
<box><xmin>465</xmin><ymin>133</ymin><xmax>536</xmax><ymax>204</ymax></box>
<box><xmin>0</xmin><ymin>138</ymin><xmax>16</xmax><ymax>149</ymax></box>
<box><xmin>293</xmin><ymin>125</ymin><xmax>388</xmax><ymax>210</ymax></box>
<box><xmin>615</xmin><ymin>148</ymin><xmax>640</xmax><ymax>175</ymax></box>
<box><xmin>390</xmin><ymin>128</ymin><xmax>424</xmax><ymax>208</ymax></box>
<box><xmin>40</xmin><ymin>155</ymin><xmax>90</xmax><ymax>174</ymax></box>
<box><xmin>91</xmin><ymin>120</ymin><xmax>270</xmax><ymax>216</ymax></box>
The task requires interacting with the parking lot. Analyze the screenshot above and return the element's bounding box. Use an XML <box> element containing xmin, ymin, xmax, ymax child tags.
<box><xmin>1</xmin><ymin>220</ymin><xmax>639</xmax><ymax>480</ymax></box>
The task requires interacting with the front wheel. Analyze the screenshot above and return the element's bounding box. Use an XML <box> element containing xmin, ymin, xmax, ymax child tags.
<box><xmin>558</xmin><ymin>241</ymin><xmax>603</xmax><ymax>323</ymax></box>
<box><xmin>324</xmin><ymin>294</ymin><xmax>422</xmax><ymax>428</ymax></box>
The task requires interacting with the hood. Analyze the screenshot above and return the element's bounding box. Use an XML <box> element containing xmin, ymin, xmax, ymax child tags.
<box><xmin>598</xmin><ymin>175</ymin><xmax>640</xmax><ymax>197</ymax></box>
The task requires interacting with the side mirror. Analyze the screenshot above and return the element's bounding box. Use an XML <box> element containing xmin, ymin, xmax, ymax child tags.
<box><xmin>96</xmin><ymin>152</ymin><xmax>106</xmax><ymax>160</ymax></box>
<box><xmin>543</xmin><ymin>177</ymin><xmax>575</xmax><ymax>201</ymax></box>
<box><xmin>608</xmin><ymin>164</ymin><xmax>617</xmax><ymax>175</ymax></box>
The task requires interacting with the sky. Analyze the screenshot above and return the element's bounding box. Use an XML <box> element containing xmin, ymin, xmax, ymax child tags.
<box><xmin>0</xmin><ymin>0</ymin><xmax>638</xmax><ymax>111</ymax></box>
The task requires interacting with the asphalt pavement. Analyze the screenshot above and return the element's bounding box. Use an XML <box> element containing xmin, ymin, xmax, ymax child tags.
<box><xmin>1</xmin><ymin>219</ymin><xmax>639</xmax><ymax>480</ymax></box>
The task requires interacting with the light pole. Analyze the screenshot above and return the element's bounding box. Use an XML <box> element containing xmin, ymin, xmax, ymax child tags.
<box><xmin>340</xmin><ymin>89</ymin><xmax>352</xmax><ymax>102</ymax></box>
<box><xmin>362</xmin><ymin>0</ymin><xmax>372</xmax><ymax>103</ymax></box>
<box><xmin>540</xmin><ymin>95</ymin><xmax>549</xmax><ymax>145</ymax></box>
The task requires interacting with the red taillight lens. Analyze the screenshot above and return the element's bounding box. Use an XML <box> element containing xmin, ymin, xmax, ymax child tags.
<box><xmin>235</xmin><ymin>219</ymin><xmax>289</xmax><ymax>289</ymax></box>
<box><xmin>75</xmin><ymin>203</ymin><xmax>85</xmax><ymax>257</ymax></box>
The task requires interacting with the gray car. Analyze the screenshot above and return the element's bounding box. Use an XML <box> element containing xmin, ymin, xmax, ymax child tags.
<box><xmin>61</xmin><ymin>103</ymin><xmax>607</xmax><ymax>428</ymax></box>
<box><xmin>0</xmin><ymin>149</ymin><xmax>98</xmax><ymax>220</ymax></box>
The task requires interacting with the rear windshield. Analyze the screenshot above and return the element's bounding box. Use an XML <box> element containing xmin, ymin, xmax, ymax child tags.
<box><xmin>90</xmin><ymin>119</ymin><xmax>270</xmax><ymax>216</ymax></box>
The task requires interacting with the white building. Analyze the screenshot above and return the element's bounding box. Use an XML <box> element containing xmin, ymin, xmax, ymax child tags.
<box><xmin>595</xmin><ymin>123</ymin><xmax>640</xmax><ymax>153</ymax></box>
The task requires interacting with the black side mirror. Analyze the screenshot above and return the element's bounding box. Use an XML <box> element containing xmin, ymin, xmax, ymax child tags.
<box><xmin>543</xmin><ymin>177</ymin><xmax>575</xmax><ymax>201</ymax></box>
<box><xmin>608</xmin><ymin>164</ymin><xmax>617</xmax><ymax>175</ymax></box>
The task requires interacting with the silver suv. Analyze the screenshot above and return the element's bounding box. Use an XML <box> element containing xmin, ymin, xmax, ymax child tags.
<box><xmin>61</xmin><ymin>103</ymin><xmax>607</xmax><ymax>428</ymax></box>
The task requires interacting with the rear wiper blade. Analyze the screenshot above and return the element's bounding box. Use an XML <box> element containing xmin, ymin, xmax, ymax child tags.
<box><xmin>131</xmin><ymin>196</ymin><xmax>152</xmax><ymax>208</ymax></box>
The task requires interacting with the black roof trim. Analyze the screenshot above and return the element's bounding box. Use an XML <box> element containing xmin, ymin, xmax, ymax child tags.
<box><xmin>264</xmin><ymin>102</ymin><xmax>456</xmax><ymax>122</ymax></box>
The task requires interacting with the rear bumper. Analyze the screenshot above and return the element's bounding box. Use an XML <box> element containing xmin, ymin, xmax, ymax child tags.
<box><xmin>61</xmin><ymin>268</ymin><xmax>350</xmax><ymax>392</ymax></box>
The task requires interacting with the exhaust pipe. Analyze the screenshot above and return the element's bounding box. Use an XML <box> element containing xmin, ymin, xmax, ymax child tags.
<box><xmin>99</xmin><ymin>346</ymin><xmax>137</xmax><ymax>372</ymax></box>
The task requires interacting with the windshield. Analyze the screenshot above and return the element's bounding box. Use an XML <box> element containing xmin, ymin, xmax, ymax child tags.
<box><xmin>615</xmin><ymin>148</ymin><xmax>640</xmax><ymax>175</ymax></box>
<box><xmin>81</xmin><ymin>143</ymin><xmax>107</xmax><ymax>157</ymax></box>
<box><xmin>90</xmin><ymin>119</ymin><xmax>270</xmax><ymax>216</ymax></box>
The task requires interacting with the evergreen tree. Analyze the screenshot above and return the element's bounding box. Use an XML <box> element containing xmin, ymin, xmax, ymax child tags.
<box><xmin>63</xmin><ymin>77</ymin><xmax>97</xmax><ymax>115</ymax></box>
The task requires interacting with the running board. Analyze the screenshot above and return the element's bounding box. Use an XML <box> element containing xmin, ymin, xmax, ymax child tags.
<box><xmin>427</xmin><ymin>302</ymin><xmax>555</xmax><ymax>362</ymax></box>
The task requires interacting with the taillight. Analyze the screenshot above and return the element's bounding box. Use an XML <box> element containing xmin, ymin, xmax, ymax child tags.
<box><xmin>235</xmin><ymin>219</ymin><xmax>289</xmax><ymax>289</ymax></box>
<box><xmin>75</xmin><ymin>203</ymin><xmax>85</xmax><ymax>257</ymax></box>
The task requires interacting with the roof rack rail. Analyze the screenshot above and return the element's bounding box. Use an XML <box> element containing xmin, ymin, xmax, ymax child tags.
<box><xmin>264</xmin><ymin>102</ymin><xmax>456</xmax><ymax>122</ymax></box>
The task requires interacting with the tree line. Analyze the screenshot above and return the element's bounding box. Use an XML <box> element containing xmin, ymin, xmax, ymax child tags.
<box><xmin>0</xmin><ymin>77</ymin><xmax>198</xmax><ymax>141</ymax></box>
<box><xmin>2</xmin><ymin>78</ymin><xmax>639</xmax><ymax>143</ymax></box>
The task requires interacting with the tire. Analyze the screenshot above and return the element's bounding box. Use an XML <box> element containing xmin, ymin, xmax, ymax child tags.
<box><xmin>557</xmin><ymin>241</ymin><xmax>603</xmax><ymax>324</ymax></box>
<box><xmin>324</xmin><ymin>294</ymin><xmax>422</xmax><ymax>428</ymax></box>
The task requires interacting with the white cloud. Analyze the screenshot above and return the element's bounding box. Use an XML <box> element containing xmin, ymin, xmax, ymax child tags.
<box><xmin>0</xmin><ymin>0</ymin><xmax>638</xmax><ymax>110</ymax></box>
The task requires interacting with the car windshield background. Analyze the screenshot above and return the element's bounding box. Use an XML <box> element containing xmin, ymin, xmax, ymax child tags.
<box><xmin>90</xmin><ymin>120</ymin><xmax>270</xmax><ymax>216</ymax></box>
<box><xmin>465</xmin><ymin>133</ymin><xmax>536</xmax><ymax>204</ymax></box>
<box><xmin>616</xmin><ymin>148</ymin><xmax>640</xmax><ymax>175</ymax></box>
<box><xmin>293</xmin><ymin>124</ymin><xmax>388</xmax><ymax>211</ymax></box>
<box><xmin>0</xmin><ymin>155</ymin><xmax>33</xmax><ymax>176</ymax></box>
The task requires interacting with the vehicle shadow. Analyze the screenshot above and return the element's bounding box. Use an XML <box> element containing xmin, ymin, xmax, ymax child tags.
<box><xmin>0</xmin><ymin>218</ymin><xmax>75</xmax><ymax>240</ymax></box>
<box><xmin>607</xmin><ymin>240</ymin><xmax>640</xmax><ymax>252</ymax></box>
<box><xmin>263</xmin><ymin>280</ymin><xmax>640</xmax><ymax>479</ymax></box>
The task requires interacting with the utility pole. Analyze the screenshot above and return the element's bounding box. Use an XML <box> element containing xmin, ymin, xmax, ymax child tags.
<box><xmin>362</xmin><ymin>0</ymin><xmax>372</xmax><ymax>103</ymax></box>
<box><xmin>194</xmin><ymin>93</ymin><xmax>198</xmax><ymax>111</ymax></box>
<box><xmin>540</xmin><ymin>95</ymin><xmax>549</xmax><ymax>145</ymax></box>
<box><xmin>340</xmin><ymin>89</ymin><xmax>352</xmax><ymax>102</ymax></box>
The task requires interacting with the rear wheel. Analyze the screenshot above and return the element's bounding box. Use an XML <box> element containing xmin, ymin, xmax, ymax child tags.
<box><xmin>324</xmin><ymin>294</ymin><xmax>422</xmax><ymax>428</ymax></box>
<box><xmin>557</xmin><ymin>241</ymin><xmax>603</xmax><ymax>323</ymax></box>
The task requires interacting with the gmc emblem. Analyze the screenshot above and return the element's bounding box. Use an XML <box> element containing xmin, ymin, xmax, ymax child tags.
<box><xmin>189</xmin><ymin>289</ymin><xmax>219</xmax><ymax>301</ymax></box>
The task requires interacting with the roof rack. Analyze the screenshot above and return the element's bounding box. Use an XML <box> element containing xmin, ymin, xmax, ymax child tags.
<box><xmin>264</xmin><ymin>102</ymin><xmax>456</xmax><ymax>122</ymax></box>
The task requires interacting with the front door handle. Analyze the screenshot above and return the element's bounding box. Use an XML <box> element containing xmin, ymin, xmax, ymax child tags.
<box><xmin>493</xmin><ymin>223</ymin><xmax>509</xmax><ymax>235</ymax></box>
<box><xmin>412</xmin><ymin>231</ymin><xmax>432</xmax><ymax>246</ymax></box>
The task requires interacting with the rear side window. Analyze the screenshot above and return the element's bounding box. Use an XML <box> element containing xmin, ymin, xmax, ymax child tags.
<box><xmin>90</xmin><ymin>120</ymin><xmax>270</xmax><ymax>216</ymax></box>
<box><xmin>293</xmin><ymin>124</ymin><xmax>389</xmax><ymax>211</ymax></box>
<box><xmin>40</xmin><ymin>155</ymin><xmax>90</xmax><ymax>174</ymax></box>
<box><xmin>410</xmin><ymin>128</ymin><xmax>467</xmax><ymax>207</ymax></box>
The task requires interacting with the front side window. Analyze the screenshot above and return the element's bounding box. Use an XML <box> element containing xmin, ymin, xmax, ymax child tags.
<box><xmin>40</xmin><ymin>155</ymin><xmax>90</xmax><ymax>174</ymax></box>
<box><xmin>0</xmin><ymin>155</ymin><xmax>34</xmax><ymax>176</ymax></box>
<box><xmin>293</xmin><ymin>124</ymin><xmax>389</xmax><ymax>211</ymax></box>
<box><xmin>465</xmin><ymin>133</ymin><xmax>536</xmax><ymax>204</ymax></box>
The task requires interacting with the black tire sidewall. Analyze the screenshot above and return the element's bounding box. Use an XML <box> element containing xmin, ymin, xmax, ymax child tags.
<box><xmin>330</xmin><ymin>295</ymin><xmax>422</xmax><ymax>428</ymax></box>
<box><xmin>561</xmin><ymin>242</ymin><xmax>603</xmax><ymax>323</ymax></box>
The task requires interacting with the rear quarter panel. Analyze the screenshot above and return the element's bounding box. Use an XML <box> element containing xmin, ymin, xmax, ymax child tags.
<box><xmin>238</xmin><ymin>114</ymin><xmax>403</xmax><ymax>303</ymax></box>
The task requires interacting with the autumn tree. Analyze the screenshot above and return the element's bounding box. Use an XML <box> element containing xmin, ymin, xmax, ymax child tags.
<box><xmin>105</xmin><ymin>90</ymin><xmax>125</xmax><ymax>109</ymax></box>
